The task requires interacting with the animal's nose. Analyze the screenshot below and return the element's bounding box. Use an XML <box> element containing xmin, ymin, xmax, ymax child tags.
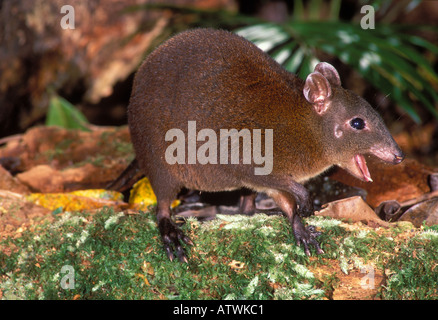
<box><xmin>393</xmin><ymin>151</ymin><xmax>405</xmax><ymax>164</ymax></box>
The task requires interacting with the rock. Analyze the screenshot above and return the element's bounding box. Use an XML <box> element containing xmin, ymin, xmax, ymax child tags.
<box><xmin>16</xmin><ymin>165</ymin><xmax>64</xmax><ymax>192</ymax></box>
<box><xmin>0</xmin><ymin>165</ymin><xmax>30</xmax><ymax>194</ymax></box>
<box><xmin>16</xmin><ymin>163</ymin><xmax>122</xmax><ymax>193</ymax></box>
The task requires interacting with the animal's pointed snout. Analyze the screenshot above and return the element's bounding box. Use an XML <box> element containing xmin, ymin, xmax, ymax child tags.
<box><xmin>393</xmin><ymin>151</ymin><xmax>405</xmax><ymax>164</ymax></box>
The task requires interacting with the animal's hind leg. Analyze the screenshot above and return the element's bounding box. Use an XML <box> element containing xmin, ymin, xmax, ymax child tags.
<box><xmin>146</xmin><ymin>170</ymin><xmax>194</xmax><ymax>263</ymax></box>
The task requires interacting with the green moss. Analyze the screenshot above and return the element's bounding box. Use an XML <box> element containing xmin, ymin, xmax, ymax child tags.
<box><xmin>1</xmin><ymin>209</ymin><xmax>437</xmax><ymax>300</ymax></box>
<box><xmin>381</xmin><ymin>232</ymin><xmax>438</xmax><ymax>299</ymax></box>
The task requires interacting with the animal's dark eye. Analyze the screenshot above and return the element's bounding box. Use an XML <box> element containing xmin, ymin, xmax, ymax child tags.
<box><xmin>350</xmin><ymin>117</ymin><xmax>365</xmax><ymax>130</ymax></box>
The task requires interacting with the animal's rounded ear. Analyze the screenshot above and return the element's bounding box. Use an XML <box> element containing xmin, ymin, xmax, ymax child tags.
<box><xmin>314</xmin><ymin>62</ymin><xmax>341</xmax><ymax>87</ymax></box>
<box><xmin>303</xmin><ymin>72</ymin><xmax>332</xmax><ymax>114</ymax></box>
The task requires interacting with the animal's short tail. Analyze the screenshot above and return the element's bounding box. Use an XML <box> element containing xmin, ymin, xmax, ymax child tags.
<box><xmin>106</xmin><ymin>158</ymin><xmax>144</xmax><ymax>192</ymax></box>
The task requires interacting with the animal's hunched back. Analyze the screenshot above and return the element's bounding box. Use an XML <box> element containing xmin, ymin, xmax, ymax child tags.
<box><xmin>127</xmin><ymin>28</ymin><xmax>404</xmax><ymax>262</ymax></box>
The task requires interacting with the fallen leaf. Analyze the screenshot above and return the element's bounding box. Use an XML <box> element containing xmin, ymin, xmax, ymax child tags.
<box><xmin>330</xmin><ymin>158</ymin><xmax>435</xmax><ymax>207</ymax></box>
<box><xmin>399</xmin><ymin>198</ymin><xmax>438</xmax><ymax>227</ymax></box>
<box><xmin>136</xmin><ymin>273</ymin><xmax>150</xmax><ymax>286</ymax></box>
<box><xmin>70</xmin><ymin>189</ymin><xmax>124</xmax><ymax>201</ymax></box>
<box><xmin>141</xmin><ymin>261</ymin><xmax>155</xmax><ymax>276</ymax></box>
<box><xmin>129</xmin><ymin>177</ymin><xmax>179</xmax><ymax>210</ymax></box>
<box><xmin>25</xmin><ymin>189</ymin><xmax>126</xmax><ymax>212</ymax></box>
<box><xmin>315</xmin><ymin>196</ymin><xmax>389</xmax><ymax>227</ymax></box>
<box><xmin>228</xmin><ymin>260</ymin><xmax>246</xmax><ymax>271</ymax></box>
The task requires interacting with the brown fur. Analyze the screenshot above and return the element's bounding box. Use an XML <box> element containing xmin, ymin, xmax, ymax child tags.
<box><xmin>127</xmin><ymin>28</ymin><xmax>403</xmax><ymax>261</ymax></box>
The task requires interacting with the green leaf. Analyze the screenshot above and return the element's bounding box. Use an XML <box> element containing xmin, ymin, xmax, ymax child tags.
<box><xmin>270</xmin><ymin>41</ymin><xmax>297</xmax><ymax>65</ymax></box>
<box><xmin>46</xmin><ymin>94</ymin><xmax>90</xmax><ymax>131</ymax></box>
<box><xmin>284</xmin><ymin>47</ymin><xmax>306</xmax><ymax>74</ymax></box>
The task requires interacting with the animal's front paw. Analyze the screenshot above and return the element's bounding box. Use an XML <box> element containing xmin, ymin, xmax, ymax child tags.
<box><xmin>158</xmin><ymin>217</ymin><xmax>194</xmax><ymax>263</ymax></box>
<box><xmin>292</xmin><ymin>216</ymin><xmax>324</xmax><ymax>256</ymax></box>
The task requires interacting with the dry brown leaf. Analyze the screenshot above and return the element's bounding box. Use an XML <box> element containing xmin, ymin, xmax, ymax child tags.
<box><xmin>316</xmin><ymin>196</ymin><xmax>390</xmax><ymax>227</ymax></box>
